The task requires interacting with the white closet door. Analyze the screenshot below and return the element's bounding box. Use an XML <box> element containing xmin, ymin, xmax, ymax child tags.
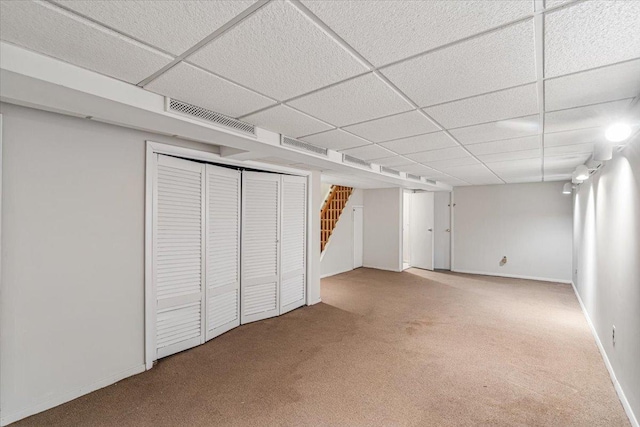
<box><xmin>154</xmin><ymin>155</ymin><xmax>205</xmax><ymax>359</ymax></box>
<box><xmin>410</xmin><ymin>191</ymin><xmax>435</xmax><ymax>271</ymax></box>
<box><xmin>205</xmin><ymin>164</ymin><xmax>241</xmax><ymax>340</ymax></box>
<box><xmin>280</xmin><ymin>175</ymin><xmax>307</xmax><ymax>315</ymax></box>
<box><xmin>241</xmin><ymin>171</ymin><xmax>280</xmax><ymax>324</ymax></box>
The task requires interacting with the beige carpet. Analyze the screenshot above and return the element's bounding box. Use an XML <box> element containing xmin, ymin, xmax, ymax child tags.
<box><xmin>15</xmin><ymin>269</ymin><xmax>629</xmax><ymax>426</ymax></box>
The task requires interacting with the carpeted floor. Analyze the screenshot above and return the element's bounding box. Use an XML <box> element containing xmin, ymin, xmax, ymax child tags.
<box><xmin>15</xmin><ymin>269</ymin><xmax>629</xmax><ymax>426</ymax></box>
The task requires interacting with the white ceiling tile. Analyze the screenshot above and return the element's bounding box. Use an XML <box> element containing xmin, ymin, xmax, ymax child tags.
<box><xmin>382</xmin><ymin>20</ymin><xmax>536</xmax><ymax>107</ymax></box>
<box><xmin>438</xmin><ymin>163</ymin><xmax>499</xmax><ymax>180</ymax></box>
<box><xmin>466</xmin><ymin>135</ymin><xmax>541</xmax><ymax>156</ymax></box>
<box><xmin>374</xmin><ymin>156</ymin><xmax>416</xmax><ymax>168</ymax></box>
<box><xmin>544</xmin><ymin>99</ymin><xmax>632</xmax><ymax>133</ymax></box>
<box><xmin>398</xmin><ymin>163</ymin><xmax>440</xmax><ymax>176</ymax></box>
<box><xmin>464</xmin><ymin>176</ymin><xmax>504</xmax><ymax>185</ymax></box>
<box><xmin>303</xmin><ymin>1</ymin><xmax>531</xmax><ymax>67</ymax></box>
<box><xmin>502</xmin><ymin>174</ymin><xmax>543</xmax><ymax>183</ymax></box>
<box><xmin>189</xmin><ymin>1</ymin><xmax>367</xmax><ymax>100</ymax></box>
<box><xmin>545</xmin><ymin>0</ymin><xmax>576</xmax><ymax>9</ymax></box>
<box><xmin>544</xmin><ymin>153</ymin><xmax>591</xmax><ymax>171</ymax></box>
<box><xmin>288</xmin><ymin>73</ymin><xmax>413</xmax><ymax>127</ymax></box>
<box><xmin>343</xmin><ymin>111</ymin><xmax>439</xmax><ymax>143</ymax></box>
<box><xmin>488</xmin><ymin>158</ymin><xmax>542</xmax><ymax>174</ymax></box>
<box><xmin>379</xmin><ymin>132</ymin><xmax>457</xmax><ymax>155</ymax></box>
<box><xmin>450</xmin><ymin>115</ymin><xmax>541</xmax><ymax>145</ymax></box>
<box><xmin>544</xmin><ymin>0</ymin><xmax>640</xmax><ymax>78</ymax></box>
<box><xmin>301</xmin><ymin>129</ymin><xmax>369</xmax><ymax>151</ymax></box>
<box><xmin>0</xmin><ymin>0</ymin><xmax>172</xmax><ymax>84</ymax></box>
<box><xmin>241</xmin><ymin>104</ymin><xmax>332</xmax><ymax>138</ymax></box>
<box><xmin>545</xmin><ymin>59</ymin><xmax>640</xmax><ymax>111</ymax></box>
<box><xmin>439</xmin><ymin>178</ymin><xmax>470</xmax><ymax>187</ymax></box>
<box><xmin>544</xmin><ymin>142</ymin><xmax>594</xmax><ymax>157</ymax></box>
<box><xmin>480</xmin><ymin>149</ymin><xmax>541</xmax><ymax>163</ymax></box>
<box><xmin>424</xmin><ymin>84</ymin><xmax>539</xmax><ymax>129</ymax></box>
<box><xmin>426</xmin><ymin>157</ymin><xmax>480</xmax><ymax>169</ymax></box>
<box><xmin>54</xmin><ymin>0</ymin><xmax>253</xmax><ymax>55</ymax></box>
<box><xmin>340</xmin><ymin>144</ymin><xmax>395</xmax><ymax>161</ymax></box>
<box><xmin>146</xmin><ymin>63</ymin><xmax>275</xmax><ymax>118</ymax></box>
<box><xmin>405</xmin><ymin>146</ymin><xmax>470</xmax><ymax>163</ymax></box>
<box><xmin>545</xmin><ymin>127</ymin><xmax>602</xmax><ymax>147</ymax></box>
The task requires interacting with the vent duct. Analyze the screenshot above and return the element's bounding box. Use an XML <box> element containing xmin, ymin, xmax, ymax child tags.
<box><xmin>281</xmin><ymin>136</ymin><xmax>328</xmax><ymax>156</ymax></box>
<box><xmin>166</xmin><ymin>98</ymin><xmax>255</xmax><ymax>136</ymax></box>
<box><xmin>380</xmin><ymin>166</ymin><xmax>401</xmax><ymax>176</ymax></box>
<box><xmin>343</xmin><ymin>154</ymin><xmax>372</xmax><ymax>169</ymax></box>
<box><xmin>407</xmin><ymin>173</ymin><xmax>422</xmax><ymax>181</ymax></box>
<box><xmin>425</xmin><ymin>179</ymin><xmax>437</xmax><ymax>185</ymax></box>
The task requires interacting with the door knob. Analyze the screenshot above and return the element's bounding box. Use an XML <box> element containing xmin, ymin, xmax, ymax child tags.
<box><xmin>428</xmin><ymin>228</ymin><xmax>433</xmax><ymax>232</ymax></box>
<box><xmin>446</xmin><ymin>228</ymin><xmax>450</xmax><ymax>232</ymax></box>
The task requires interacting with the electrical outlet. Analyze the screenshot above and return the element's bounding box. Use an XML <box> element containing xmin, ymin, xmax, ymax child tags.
<box><xmin>612</xmin><ymin>325</ymin><xmax>616</xmax><ymax>347</ymax></box>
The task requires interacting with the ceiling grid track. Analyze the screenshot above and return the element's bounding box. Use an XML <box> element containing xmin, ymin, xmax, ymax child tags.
<box><xmin>534</xmin><ymin>0</ymin><xmax>546</xmax><ymax>182</ymax></box>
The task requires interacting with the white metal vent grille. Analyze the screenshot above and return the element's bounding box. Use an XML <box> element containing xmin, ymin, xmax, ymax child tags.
<box><xmin>343</xmin><ymin>154</ymin><xmax>372</xmax><ymax>169</ymax></box>
<box><xmin>425</xmin><ymin>179</ymin><xmax>437</xmax><ymax>185</ymax></box>
<box><xmin>380</xmin><ymin>166</ymin><xmax>401</xmax><ymax>176</ymax></box>
<box><xmin>167</xmin><ymin>98</ymin><xmax>255</xmax><ymax>136</ymax></box>
<box><xmin>281</xmin><ymin>136</ymin><xmax>328</xmax><ymax>156</ymax></box>
<box><xmin>407</xmin><ymin>173</ymin><xmax>421</xmax><ymax>181</ymax></box>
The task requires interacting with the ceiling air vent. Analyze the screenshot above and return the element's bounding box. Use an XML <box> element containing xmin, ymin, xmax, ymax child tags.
<box><xmin>425</xmin><ymin>179</ymin><xmax>437</xmax><ymax>185</ymax></box>
<box><xmin>343</xmin><ymin>154</ymin><xmax>372</xmax><ymax>169</ymax></box>
<box><xmin>167</xmin><ymin>98</ymin><xmax>255</xmax><ymax>136</ymax></box>
<box><xmin>380</xmin><ymin>166</ymin><xmax>401</xmax><ymax>176</ymax></box>
<box><xmin>281</xmin><ymin>136</ymin><xmax>328</xmax><ymax>156</ymax></box>
<box><xmin>407</xmin><ymin>173</ymin><xmax>422</xmax><ymax>181</ymax></box>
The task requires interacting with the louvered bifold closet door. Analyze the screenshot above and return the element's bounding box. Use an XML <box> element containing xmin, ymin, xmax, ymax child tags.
<box><xmin>205</xmin><ymin>164</ymin><xmax>241</xmax><ymax>340</ymax></box>
<box><xmin>154</xmin><ymin>155</ymin><xmax>205</xmax><ymax>359</ymax></box>
<box><xmin>280</xmin><ymin>175</ymin><xmax>307</xmax><ymax>314</ymax></box>
<box><xmin>241</xmin><ymin>171</ymin><xmax>280</xmax><ymax>324</ymax></box>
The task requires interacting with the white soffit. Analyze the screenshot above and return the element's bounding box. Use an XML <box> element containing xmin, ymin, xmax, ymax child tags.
<box><xmin>145</xmin><ymin>63</ymin><xmax>275</xmax><ymax>118</ymax></box>
<box><xmin>465</xmin><ymin>135</ymin><xmax>541</xmax><ymax>156</ymax></box>
<box><xmin>340</xmin><ymin>144</ymin><xmax>395</xmax><ymax>161</ymax></box>
<box><xmin>405</xmin><ymin>146</ymin><xmax>471</xmax><ymax>163</ymax></box>
<box><xmin>300</xmin><ymin>129</ymin><xmax>369</xmax><ymax>151</ymax></box>
<box><xmin>343</xmin><ymin>110</ymin><xmax>439</xmax><ymax>143</ymax></box>
<box><xmin>449</xmin><ymin>115</ymin><xmax>540</xmax><ymax>145</ymax></box>
<box><xmin>188</xmin><ymin>1</ymin><xmax>368</xmax><ymax>100</ymax></box>
<box><xmin>0</xmin><ymin>0</ymin><xmax>172</xmax><ymax>84</ymax></box>
<box><xmin>374</xmin><ymin>156</ymin><xmax>416</xmax><ymax>168</ymax></box>
<box><xmin>382</xmin><ymin>20</ymin><xmax>536</xmax><ymax>107</ymax></box>
<box><xmin>241</xmin><ymin>104</ymin><xmax>333</xmax><ymax>138</ymax></box>
<box><xmin>379</xmin><ymin>131</ymin><xmax>457</xmax><ymax>155</ymax></box>
<box><xmin>302</xmin><ymin>0</ymin><xmax>532</xmax><ymax>67</ymax></box>
<box><xmin>424</xmin><ymin>84</ymin><xmax>539</xmax><ymax>129</ymax></box>
<box><xmin>545</xmin><ymin>59</ymin><xmax>640</xmax><ymax>112</ymax></box>
<box><xmin>397</xmin><ymin>163</ymin><xmax>440</xmax><ymax>176</ymax></box>
<box><xmin>54</xmin><ymin>0</ymin><xmax>254</xmax><ymax>55</ymax></box>
<box><xmin>288</xmin><ymin>73</ymin><xmax>413</xmax><ymax>127</ymax></box>
<box><xmin>544</xmin><ymin>0</ymin><xmax>640</xmax><ymax>78</ymax></box>
<box><xmin>544</xmin><ymin>99</ymin><xmax>633</xmax><ymax>134</ymax></box>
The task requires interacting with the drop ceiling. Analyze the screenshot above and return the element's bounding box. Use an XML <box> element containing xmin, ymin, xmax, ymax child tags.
<box><xmin>1</xmin><ymin>0</ymin><xmax>639</xmax><ymax>187</ymax></box>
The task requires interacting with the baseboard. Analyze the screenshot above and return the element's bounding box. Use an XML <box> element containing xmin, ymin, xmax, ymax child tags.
<box><xmin>451</xmin><ymin>269</ymin><xmax>572</xmax><ymax>284</ymax></box>
<box><xmin>321</xmin><ymin>267</ymin><xmax>354</xmax><ymax>279</ymax></box>
<box><xmin>307</xmin><ymin>298</ymin><xmax>322</xmax><ymax>305</ymax></box>
<box><xmin>0</xmin><ymin>363</ymin><xmax>146</xmax><ymax>426</ymax></box>
<box><xmin>362</xmin><ymin>264</ymin><xmax>403</xmax><ymax>273</ymax></box>
<box><xmin>570</xmin><ymin>282</ymin><xmax>638</xmax><ymax>427</ymax></box>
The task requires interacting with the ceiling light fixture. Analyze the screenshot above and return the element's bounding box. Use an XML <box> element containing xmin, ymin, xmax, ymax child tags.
<box><xmin>575</xmin><ymin>165</ymin><xmax>590</xmax><ymax>181</ymax></box>
<box><xmin>605</xmin><ymin>122</ymin><xmax>632</xmax><ymax>142</ymax></box>
<box><xmin>562</xmin><ymin>183</ymin><xmax>572</xmax><ymax>195</ymax></box>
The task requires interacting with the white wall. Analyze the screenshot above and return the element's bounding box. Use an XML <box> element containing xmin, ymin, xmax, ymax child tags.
<box><xmin>0</xmin><ymin>103</ymin><xmax>321</xmax><ymax>424</ymax></box>
<box><xmin>453</xmin><ymin>182</ymin><xmax>572</xmax><ymax>282</ymax></box>
<box><xmin>320</xmin><ymin>189</ymin><xmax>363</xmax><ymax>278</ymax></box>
<box><xmin>573</xmin><ymin>140</ymin><xmax>639</xmax><ymax>426</ymax></box>
<box><xmin>363</xmin><ymin>188</ymin><xmax>402</xmax><ymax>272</ymax></box>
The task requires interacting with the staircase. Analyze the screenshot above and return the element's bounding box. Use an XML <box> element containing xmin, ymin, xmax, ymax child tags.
<box><xmin>321</xmin><ymin>185</ymin><xmax>353</xmax><ymax>252</ymax></box>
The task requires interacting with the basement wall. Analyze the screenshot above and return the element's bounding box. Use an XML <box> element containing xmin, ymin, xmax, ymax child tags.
<box><xmin>572</xmin><ymin>139</ymin><xmax>640</xmax><ymax>426</ymax></box>
<box><xmin>452</xmin><ymin>182</ymin><xmax>572</xmax><ymax>282</ymax></box>
<box><xmin>363</xmin><ymin>187</ymin><xmax>402</xmax><ymax>272</ymax></box>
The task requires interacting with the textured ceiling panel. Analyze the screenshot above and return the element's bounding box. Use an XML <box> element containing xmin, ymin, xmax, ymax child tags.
<box><xmin>544</xmin><ymin>153</ymin><xmax>591</xmax><ymax>171</ymax></box>
<box><xmin>479</xmin><ymin>149</ymin><xmax>541</xmax><ymax>163</ymax></box>
<box><xmin>545</xmin><ymin>59</ymin><xmax>640</xmax><ymax>111</ymax></box>
<box><xmin>437</xmin><ymin>163</ymin><xmax>498</xmax><ymax>179</ymax></box>
<box><xmin>544</xmin><ymin>0</ymin><xmax>640</xmax><ymax>78</ymax></box>
<box><xmin>146</xmin><ymin>63</ymin><xmax>274</xmax><ymax>118</ymax></box>
<box><xmin>424</xmin><ymin>84</ymin><xmax>539</xmax><ymax>129</ymax></box>
<box><xmin>464</xmin><ymin>175</ymin><xmax>504</xmax><ymax>185</ymax></box>
<box><xmin>55</xmin><ymin>0</ymin><xmax>253</xmax><ymax>55</ymax></box>
<box><xmin>488</xmin><ymin>157</ymin><xmax>542</xmax><ymax>174</ymax></box>
<box><xmin>241</xmin><ymin>104</ymin><xmax>332</xmax><ymax>137</ymax></box>
<box><xmin>502</xmin><ymin>174</ymin><xmax>543</xmax><ymax>184</ymax></box>
<box><xmin>301</xmin><ymin>129</ymin><xmax>369</xmax><ymax>151</ymax></box>
<box><xmin>303</xmin><ymin>0</ymin><xmax>531</xmax><ymax>67</ymax></box>
<box><xmin>189</xmin><ymin>1</ymin><xmax>367</xmax><ymax>100</ymax></box>
<box><xmin>405</xmin><ymin>146</ymin><xmax>471</xmax><ymax>163</ymax></box>
<box><xmin>544</xmin><ymin>142</ymin><xmax>595</xmax><ymax>157</ymax></box>
<box><xmin>545</xmin><ymin>0</ymin><xmax>576</xmax><ymax>9</ymax></box>
<box><xmin>379</xmin><ymin>132</ymin><xmax>457</xmax><ymax>155</ymax></box>
<box><xmin>544</xmin><ymin>99</ymin><xmax>632</xmax><ymax>134</ymax></box>
<box><xmin>382</xmin><ymin>20</ymin><xmax>536</xmax><ymax>107</ymax></box>
<box><xmin>425</xmin><ymin>157</ymin><xmax>480</xmax><ymax>169</ymax></box>
<box><xmin>374</xmin><ymin>156</ymin><xmax>416</xmax><ymax>168</ymax></box>
<box><xmin>288</xmin><ymin>73</ymin><xmax>413</xmax><ymax>127</ymax></box>
<box><xmin>343</xmin><ymin>111</ymin><xmax>439</xmax><ymax>143</ymax></box>
<box><xmin>0</xmin><ymin>1</ymin><xmax>172</xmax><ymax>84</ymax></box>
<box><xmin>544</xmin><ymin>127</ymin><xmax>601</xmax><ymax>147</ymax></box>
<box><xmin>465</xmin><ymin>135</ymin><xmax>541</xmax><ymax>156</ymax></box>
<box><xmin>340</xmin><ymin>144</ymin><xmax>395</xmax><ymax>161</ymax></box>
<box><xmin>449</xmin><ymin>115</ymin><xmax>540</xmax><ymax>145</ymax></box>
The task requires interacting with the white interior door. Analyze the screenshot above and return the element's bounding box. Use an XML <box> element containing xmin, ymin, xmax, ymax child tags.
<box><xmin>241</xmin><ymin>171</ymin><xmax>280</xmax><ymax>324</ymax></box>
<box><xmin>434</xmin><ymin>192</ymin><xmax>452</xmax><ymax>270</ymax></box>
<box><xmin>154</xmin><ymin>155</ymin><xmax>205</xmax><ymax>359</ymax></box>
<box><xmin>205</xmin><ymin>164</ymin><xmax>241</xmax><ymax>340</ymax></box>
<box><xmin>410</xmin><ymin>192</ymin><xmax>435</xmax><ymax>271</ymax></box>
<box><xmin>403</xmin><ymin>191</ymin><xmax>411</xmax><ymax>266</ymax></box>
<box><xmin>353</xmin><ymin>206</ymin><xmax>363</xmax><ymax>268</ymax></box>
<box><xmin>280</xmin><ymin>175</ymin><xmax>307</xmax><ymax>315</ymax></box>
